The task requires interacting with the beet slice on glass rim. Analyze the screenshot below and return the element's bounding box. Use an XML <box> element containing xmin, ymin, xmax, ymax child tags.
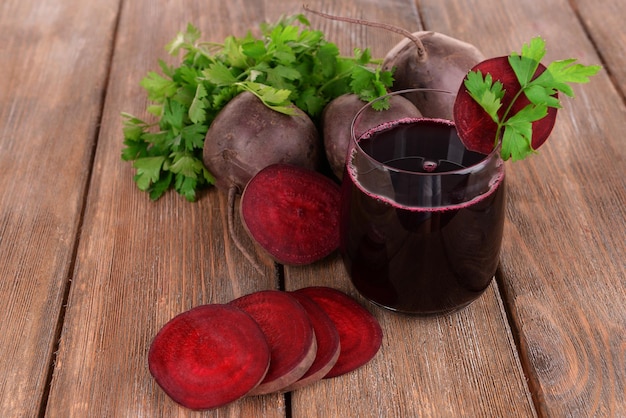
<box><xmin>294</xmin><ymin>286</ymin><xmax>383</xmax><ymax>378</ymax></box>
<box><xmin>453</xmin><ymin>55</ymin><xmax>558</xmax><ymax>156</ymax></box>
<box><xmin>148</xmin><ymin>304</ymin><xmax>270</xmax><ymax>410</ymax></box>
<box><xmin>230</xmin><ymin>290</ymin><xmax>317</xmax><ymax>395</ymax></box>
<box><xmin>240</xmin><ymin>163</ymin><xmax>341</xmax><ymax>265</ymax></box>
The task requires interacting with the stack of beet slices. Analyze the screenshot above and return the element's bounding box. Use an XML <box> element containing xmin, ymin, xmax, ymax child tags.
<box><xmin>148</xmin><ymin>286</ymin><xmax>383</xmax><ymax>410</ymax></box>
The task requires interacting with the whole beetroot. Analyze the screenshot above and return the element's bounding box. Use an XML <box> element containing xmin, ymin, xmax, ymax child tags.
<box><xmin>383</xmin><ymin>31</ymin><xmax>485</xmax><ymax>118</ymax></box>
<box><xmin>203</xmin><ymin>91</ymin><xmax>320</xmax><ymax>194</ymax></box>
<box><xmin>321</xmin><ymin>94</ymin><xmax>422</xmax><ymax>180</ymax></box>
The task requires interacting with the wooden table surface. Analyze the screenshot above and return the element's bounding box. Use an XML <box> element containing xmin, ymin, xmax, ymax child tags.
<box><xmin>1</xmin><ymin>0</ymin><xmax>624</xmax><ymax>416</ymax></box>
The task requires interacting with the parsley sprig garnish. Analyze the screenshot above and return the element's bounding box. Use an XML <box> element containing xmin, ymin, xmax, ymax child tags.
<box><xmin>122</xmin><ymin>15</ymin><xmax>394</xmax><ymax>201</ymax></box>
<box><xmin>464</xmin><ymin>37</ymin><xmax>601</xmax><ymax>161</ymax></box>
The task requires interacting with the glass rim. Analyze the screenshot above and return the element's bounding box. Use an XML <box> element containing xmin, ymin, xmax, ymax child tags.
<box><xmin>349</xmin><ymin>88</ymin><xmax>502</xmax><ymax>176</ymax></box>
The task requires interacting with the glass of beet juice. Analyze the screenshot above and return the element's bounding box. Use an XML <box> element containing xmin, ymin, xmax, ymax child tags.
<box><xmin>340</xmin><ymin>89</ymin><xmax>506</xmax><ymax>315</ymax></box>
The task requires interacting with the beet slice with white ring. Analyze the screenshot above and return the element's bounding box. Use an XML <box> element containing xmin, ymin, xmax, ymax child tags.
<box><xmin>148</xmin><ymin>304</ymin><xmax>270</xmax><ymax>410</ymax></box>
<box><xmin>284</xmin><ymin>291</ymin><xmax>341</xmax><ymax>391</ymax></box>
<box><xmin>230</xmin><ymin>290</ymin><xmax>317</xmax><ymax>395</ymax></box>
<box><xmin>240</xmin><ymin>163</ymin><xmax>341</xmax><ymax>266</ymax></box>
<box><xmin>294</xmin><ymin>286</ymin><xmax>383</xmax><ymax>378</ymax></box>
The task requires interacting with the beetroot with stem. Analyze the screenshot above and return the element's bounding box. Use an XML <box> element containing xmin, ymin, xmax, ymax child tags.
<box><xmin>303</xmin><ymin>6</ymin><xmax>484</xmax><ymax>118</ymax></box>
<box><xmin>453</xmin><ymin>56</ymin><xmax>558</xmax><ymax>155</ymax></box>
<box><xmin>148</xmin><ymin>304</ymin><xmax>270</xmax><ymax>410</ymax></box>
<box><xmin>240</xmin><ymin>164</ymin><xmax>341</xmax><ymax>266</ymax></box>
<box><xmin>230</xmin><ymin>290</ymin><xmax>317</xmax><ymax>395</ymax></box>
<box><xmin>382</xmin><ymin>31</ymin><xmax>484</xmax><ymax>118</ymax></box>
<box><xmin>202</xmin><ymin>91</ymin><xmax>321</xmax><ymax>271</ymax></box>
<box><xmin>294</xmin><ymin>286</ymin><xmax>383</xmax><ymax>378</ymax></box>
<box><xmin>284</xmin><ymin>291</ymin><xmax>341</xmax><ymax>391</ymax></box>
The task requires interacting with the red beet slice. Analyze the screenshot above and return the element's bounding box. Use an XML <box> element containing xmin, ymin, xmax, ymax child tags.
<box><xmin>148</xmin><ymin>304</ymin><xmax>270</xmax><ymax>410</ymax></box>
<box><xmin>453</xmin><ymin>56</ymin><xmax>558</xmax><ymax>155</ymax></box>
<box><xmin>240</xmin><ymin>164</ymin><xmax>341</xmax><ymax>266</ymax></box>
<box><xmin>284</xmin><ymin>291</ymin><xmax>341</xmax><ymax>391</ymax></box>
<box><xmin>230</xmin><ymin>290</ymin><xmax>317</xmax><ymax>395</ymax></box>
<box><xmin>294</xmin><ymin>287</ymin><xmax>383</xmax><ymax>378</ymax></box>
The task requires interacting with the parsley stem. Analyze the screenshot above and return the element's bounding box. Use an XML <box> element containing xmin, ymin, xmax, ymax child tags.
<box><xmin>317</xmin><ymin>69</ymin><xmax>353</xmax><ymax>94</ymax></box>
<box><xmin>494</xmin><ymin>85</ymin><xmax>526</xmax><ymax>148</ymax></box>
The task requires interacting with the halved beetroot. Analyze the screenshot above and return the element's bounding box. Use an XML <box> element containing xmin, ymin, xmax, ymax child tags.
<box><xmin>284</xmin><ymin>291</ymin><xmax>341</xmax><ymax>391</ymax></box>
<box><xmin>453</xmin><ymin>56</ymin><xmax>558</xmax><ymax>155</ymax></box>
<box><xmin>240</xmin><ymin>164</ymin><xmax>341</xmax><ymax>266</ymax></box>
<box><xmin>294</xmin><ymin>287</ymin><xmax>383</xmax><ymax>378</ymax></box>
<box><xmin>148</xmin><ymin>304</ymin><xmax>270</xmax><ymax>410</ymax></box>
<box><xmin>230</xmin><ymin>290</ymin><xmax>317</xmax><ymax>395</ymax></box>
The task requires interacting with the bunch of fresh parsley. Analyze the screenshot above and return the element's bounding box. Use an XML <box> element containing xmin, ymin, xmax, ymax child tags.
<box><xmin>463</xmin><ymin>37</ymin><xmax>601</xmax><ymax>161</ymax></box>
<box><xmin>121</xmin><ymin>14</ymin><xmax>394</xmax><ymax>201</ymax></box>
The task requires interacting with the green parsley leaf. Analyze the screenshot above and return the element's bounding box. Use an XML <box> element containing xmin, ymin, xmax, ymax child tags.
<box><xmin>160</xmin><ymin>99</ymin><xmax>186</xmax><ymax>134</ymax></box>
<box><xmin>133</xmin><ymin>156</ymin><xmax>166</xmax><ymax>191</ymax></box>
<box><xmin>202</xmin><ymin>62</ymin><xmax>237</xmax><ymax>85</ymax></box>
<box><xmin>464</xmin><ymin>71</ymin><xmax>505</xmax><ymax>123</ymax></box>
<box><xmin>149</xmin><ymin>172</ymin><xmax>173</xmax><ymax>200</ymax></box>
<box><xmin>508</xmin><ymin>37</ymin><xmax>545</xmax><ymax>86</ymax></box>
<box><xmin>501</xmin><ymin>104</ymin><xmax>548</xmax><ymax>160</ymax></box>
<box><xmin>533</xmin><ymin>58</ymin><xmax>602</xmax><ymax>98</ymax></box>
<box><xmin>188</xmin><ymin>83</ymin><xmax>208</xmax><ymax>123</ymax></box>
<box><xmin>524</xmin><ymin>84</ymin><xmax>561</xmax><ymax>109</ymax></box>
<box><xmin>237</xmin><ymin>81</ymin><xmax>295</xmax><ymax>114</ymax></box>
<box><xmin>166</xmin><ymin>24</ymin><xmax>201</xmax><ymax>55</ymax></box>
<box><xmin>175</xmin><ymin>174</ymin><xmax>198</xmax><ymax>202</ymax></box>
<box><xmin>181</xmin><ymin>123</ymin><xmax>208</xmax><ymax>151</ymax></box>
<box><xmin>221</xmin><ymin>35</ymin><xmax>249</xmax><ymax>68</ymax></box>
<box><xmin>140</xmin><ymin>72</ymin><xmax>178</xmax><ymax>102</ymax></box>
<box><xmin>241</xmin><ymin>39</ymin><xmax>266</xmax><ymax>60</ymax></box>
<box><xmin>170</xmin><ymin>152</ymin><xmax>204</xmax><ymax>178</ymax></box>
<box><xmin>296</xmin><ymin>87</ymin><xmax>328</xmax><ymax>117</ymax></box>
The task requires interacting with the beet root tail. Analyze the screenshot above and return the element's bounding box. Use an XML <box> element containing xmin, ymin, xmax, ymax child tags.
<box><xmin>227</xmin><ymin>185</ymin><xmax>264</xmax><ymax>275</ymax></box>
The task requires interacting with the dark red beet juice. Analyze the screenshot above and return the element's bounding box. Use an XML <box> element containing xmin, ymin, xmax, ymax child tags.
<box><xmin>340</xmin><ymin>118</ymin><xmax>506</xmax><ymax>314</ymax></box>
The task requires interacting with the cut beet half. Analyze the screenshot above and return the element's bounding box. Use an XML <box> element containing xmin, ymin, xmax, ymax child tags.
<box><xmin>294</xmin><ymin>287</ymin><xmax>383</xmax><ymax>378</ymax></box>
<box><xmin>148</xmin><ymin>304</ymin><xmax>270</xmax><ymax>410</ymax></box>
<box><xmin>453</xmin><ymin>55</ymin><xmax>558</xmax><ymax>155</ymax></box>
<box><xmin>240</xmin><ymin>164</ymin><xmax>341</xmax><ymax>266</ymax></box>
<box><xmin>230</xmin><ymin>290</ymin><xmax>317</xmax><ymax>395</ymax></box>
<box><xmin>284</xmin><ymin>291</ymin><xmax>341</xmax><ymax>391</ymax></box>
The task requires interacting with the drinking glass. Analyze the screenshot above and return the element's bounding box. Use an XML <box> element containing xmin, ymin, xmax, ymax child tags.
<box><xmin>339</xmin><ymin>89</ymin><xmax>506</xmax><ymax>315</ymax></box>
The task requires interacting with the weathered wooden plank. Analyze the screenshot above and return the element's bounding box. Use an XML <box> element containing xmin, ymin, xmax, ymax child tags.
<box><xmin>419</xmin><ymin>0</ymin><xmax>626</xmax><ymax>415</ymax></box>
<box><xmin>0</xmin><ymin>0</ymin><xmax>119</xmax><ymax>416</ymax></box>
<box><xmin>285</xmin><ymin>1</ymin><xmax>538</xmax><ymax>416</ymax></box>
<box><xmin>44</xmin><ymin>0</ymin><xmax>285</xmax><ymax>416</ymax></box>
<box><xmin>571</xmin><ymin>0</ymin><xmax>626</xmax><ymax>97</ymax></box>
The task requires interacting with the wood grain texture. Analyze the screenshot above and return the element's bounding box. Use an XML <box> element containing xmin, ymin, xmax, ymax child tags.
<box><xmin>1</xmin><ymin>0</ymin><xmax>623</xmax><ymax>416</ymax></box>
<box><xmin>419</xmin><ymin>0</ymin><xmax>626</xmax><ymax>415</ymax></box>
<box><xmin>43</xmin><ymin>0</ymin><xmax>281</xmax><ymax>416</ymax></box>
<box><xmin>0</xmin><ymin>0</ymin><xmax>119</xmax><ymax>416</ymax></box>
<box><xmin>571</xmin><ymin>0</ymin><xmax>626</xmax><ymax>98</ymax></box>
